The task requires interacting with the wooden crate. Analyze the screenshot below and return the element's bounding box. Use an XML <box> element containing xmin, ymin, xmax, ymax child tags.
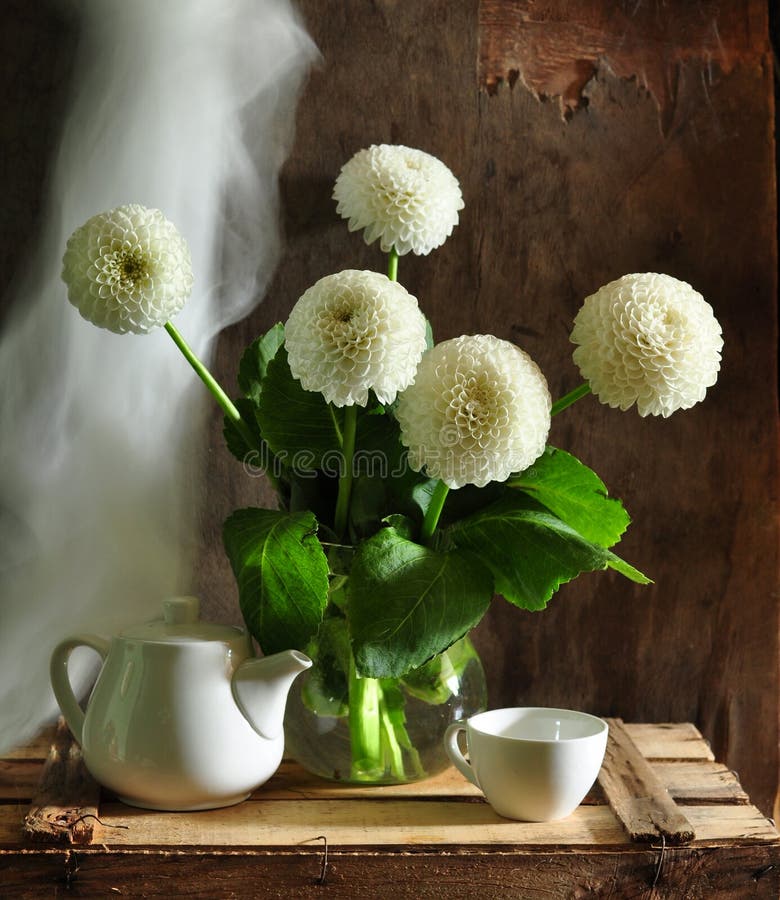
<box><xmin>1</xmin><ymin>720</ymin><xmax>777</xmax><ymax>898</ymax></box>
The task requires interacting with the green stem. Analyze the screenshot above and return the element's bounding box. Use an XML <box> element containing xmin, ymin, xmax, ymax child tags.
<box><xmin>378</xmin><ymin>692</ymin><xmax>405</xmax><ymax>779</ymax></box>
<box><xmin>387</xmin><ymin>247</ymin><xmax>399</xmax><ymax>282</ymax></box>
<box><xmin>348</xmin><ymin>658</ymin><xmax>382</xmax><ymax>780</ymax></box>
<box><xmin>420</xmin><ymin>480</ymin><xmax>450</xmax><ymax>545</ymax></box>
<box><xmin>164</xmin><ymin>321</ymin><xmax>256</xmax><ymax>449</ymax></box>
<box><xmin>551</xmin><ymin>382</ymin><xmax>592</xmax><ymax>417</ymax></box>
<box><xmin>333</xmin><ymin>404</ymin><xmax>358</xmax><ymax>539</ymax></box>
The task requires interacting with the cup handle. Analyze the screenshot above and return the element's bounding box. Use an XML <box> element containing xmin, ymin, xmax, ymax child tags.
<box><xmin>444</xmin><ymin>722</ymin><xmax>480</xmax><ymax>787</ymax></box>
<box><xmin>50</xmin><ymin>634</ymin><xmax>110</xmax><ymax>745</ymax></box>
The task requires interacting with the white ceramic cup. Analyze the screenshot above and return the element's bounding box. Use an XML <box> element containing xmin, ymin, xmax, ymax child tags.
<box><xmin>445</xmin><ymin>707</ymin><xmax>608</xmax><ymax>821</ymax></box>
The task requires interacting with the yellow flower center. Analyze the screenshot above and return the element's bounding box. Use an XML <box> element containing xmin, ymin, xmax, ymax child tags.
<box><xmin>117</xmin><ymin>249</ymin><xmax>149</xmax><ymax>288</ymax></box>
<box><xmin>334</xmin><ymin>305</ymin><xmax>354</xmax><ymax>324</ymax></box>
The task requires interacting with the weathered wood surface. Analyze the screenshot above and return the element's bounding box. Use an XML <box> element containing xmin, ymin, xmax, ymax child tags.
<box><xmin>1</xmin><ymin>0</ymin><xmax>777</xmax><ymax>826</ymax></box>
<box><xmin>652</xmin><ymin>762</ymin><xmax>749</xmax><ymax>805</ymax></box>
<box><xmin>5</xmin><ymin>799</ymin><xmax>774</xmax><ymax>851</ymax></box>
<box><xmin>197</xmin><ymin>0</ymin><xmax>778</xmax><ymax>821</ymax></box>
<box><xmin>22</xmin><ymin>719</ymin><xmax>100</xmax><ymax>845</ymax></box>
<box><xmin>1</xmin><ymin>723</ymin><xmax>778</xmax><ymax>897</ymax></box>
<box><xmin>623</xmin><ymin>722</ymin><xmax>716</xmax><ymax>762</ymax></box>
<box><xmin>478</xmin><ymin>0</ymin><xmax>765</xmax><ymax>130</ymax></box>
<box><xmin>599</xmin><ymin>718</ymin><xmax>695</xmax><ymax>844</ymax></box>
<box><xmin>0</xmin><ymin>846</ymin><xmax>778</xmax><ymax>900</ymax></box>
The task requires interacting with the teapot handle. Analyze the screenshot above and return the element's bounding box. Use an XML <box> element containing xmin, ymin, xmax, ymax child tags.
<box><xmin>50</xmin><ymin>635</ymin><xmax>110</xmax><ymax>745</ymax></box>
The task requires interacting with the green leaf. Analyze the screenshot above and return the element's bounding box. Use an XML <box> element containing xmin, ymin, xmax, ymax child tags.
<box><xmin>255</xmin><ymin>346</ymin><xmax>342</xmax><ymax>470</ymax></box>
<box><xmin>349</xmin><ymin>525</ymin><xmax>494</xmax><ymax>678</ymax></box>
<box><xmin>222</xmin><ymin>400</ymin><xmax>290</xmax><ymax>505</ymax></box>
<box><xmin>381</xmin><ymin>514</ymin><xmax>415</xmax><ymax>540</ymax></box>
<box><xmin>450</xmin><ymin>495</ymin><xmax>650</xmax><ymax>612</ymax></box>
<box><xmin>508</xmin><ymin>447</ymin><xmax>630</xmax><ymax>548</ymax></box>
<box><xmin>222</xmin><ymin>398</ymin><xmax>264</xmax><ymax>463</ymax></box>
<box><xmin>301</xmin><ymin>616</ymin><xmax>351</xmax><ymax>717</ymax></box>
<box><xmin>347</xmin><ymin>410</ymin><xmax>435</xmax><ymax>539</ymax></box>
<box><xmin>401</xmin><ymin>636</ymin><xmax>482</xmax><ymax>705</ymax></box>
<box><xmin>222</xmin><ymin>508</ymin><xmax>329</xmax><ymax>655</ymax></box>
<box><xmin>237</xmin><ymin>323</ymin><xmax>285</xmax><ymax>402</ymax></box>
<box><xmin>223</xmin><ymin>323</ymin><xmax>286</xmax><ymax>473</ymax></box>
<box><xmin>410</xmin><ymin>479</ymin><xmax>440</xmax><ymax>520</ymax></box>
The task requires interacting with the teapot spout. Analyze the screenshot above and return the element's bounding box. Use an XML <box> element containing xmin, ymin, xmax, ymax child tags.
<box><xmin>232</xmin><ymin>649</ymin><xmax>312</xmax><ymax>741</ymax></box>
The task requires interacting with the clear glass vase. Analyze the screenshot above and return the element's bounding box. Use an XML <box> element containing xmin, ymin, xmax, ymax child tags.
<box><xmin>283</xmin><ymin>632</ymin><xmax>487</xmax><ymax>784</ymax></box>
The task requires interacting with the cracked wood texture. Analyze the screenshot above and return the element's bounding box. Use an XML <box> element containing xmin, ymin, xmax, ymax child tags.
<box><xmin>598</xmin><ymin>718</ymin><xmax>696</xmax><ymax>844</ymax></box>
<box><xmin>1</xmin><ymin>0</ymin><xmax>777</xmax><ymax>824</ymax></box>
<box><xmin>22</xmin><ymin>719</ymin><xmax>100</xmax><ymax>846</ymax></box>
<box><xmin>1</xmin><ymin>723</ymin><xmax>779</xmax><ymax>897</ymax></box>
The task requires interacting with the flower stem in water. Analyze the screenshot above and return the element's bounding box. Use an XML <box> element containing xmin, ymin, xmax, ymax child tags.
<box><xmin>348</xmin><ymin>658</ymin><xmax>383</xmax><ymax>780</ymax></box>
<box><xmin>378</xmin><ymin>691</ymin><xmax>405</xmax><ymax>778</ymax></box>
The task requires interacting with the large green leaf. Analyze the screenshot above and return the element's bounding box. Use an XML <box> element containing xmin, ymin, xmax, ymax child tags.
<box><xmin>450</xmin><ymin>495</ymin><xmax>650</xmax><ymax>612</ymax></box>
<box><xmin>237</xmin><ymin>323</ymin><xmax>286</xmax><ymax>402</ymax></box>
<box><xmin>255</xmin><ymin>346</ymin><xmax>342</xmax><ymax>470</ymax></box>
<box><xmin>222</xmin><ymin>399</ymin><xmax>290</xmax><ymax>503</ymax></box>
<box><xmin>348</xmin><ymin>411</ymin><xmax>436</xmax><ymax>539</ymax></box>
<box><xmin>508</xmin><ymin>447</ymin><xmax>630</xmax><ymax>548</ymax></box>
<box><xmin>301</xmin><ymin>616</ymin><xmax>352</xmax><ymax>717</ymax></box>
<box><xmin>222</xmin><ymin>508</ymin><xmax>329</xmax><ymax>655</ymax></box>
<box><xmin>401</xmin><ymin>636</ymin><xmax>483</xmax><ymax>705</ymax></box>
<box><xmin>349</xmin><ymin>525</ymin><xmax>493</xmax><ymax>678</ymax></box>
<box><xmin>223</xmin><ymin>397</ymin><xmax>265</xmax><ymax>463</ymax></box>
<box><xmin>223</xmin><ymin>323</ymin><xmax>285</xmax><ymax>469</ymax></box>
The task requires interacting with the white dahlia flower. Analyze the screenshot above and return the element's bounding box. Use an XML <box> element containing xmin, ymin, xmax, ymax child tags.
<box><xmin>571</xmin><ymin>273</ymin><xmax>723</xmax><ymax>417</ymax></box>
<box><xmin>333</xmin><ymin>144</ymin><xmax>464</xmax><ymax>256</ymax></box>
<box><xmin>62</xmin><ymin>204</ymin><xmax>193</xmax><ymax>335</ymax></box>
<box><xmin>284</xmin><ymin>270</ymin><xmax>427</xmax><ymax>407</ymax></box>
<box><xmin>396</xmin><ymin>335</ymin><xmax>551</xmax><ymax>489</ymax></box>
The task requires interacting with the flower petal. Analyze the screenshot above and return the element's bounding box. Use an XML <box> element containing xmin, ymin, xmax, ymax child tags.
<box><xmin>333</xmin><ymin>145</ymin><xmax>463</xmax><ymax>257</ymax></box>
<box><xmin>396</xmin><ymin>334</ymin><xmax>551</xmax><ymax>488</ymax></box>
<box><xmin>571</xmin><ymin>273</ymin><xmax>723</xmax><ymax>417</ymax></box>
<box><xmin>284</xmin><ymin>270</ymin><xmax>428</xmax><ymax>408</ymax></box>
<box><xmin>62</xmin><ymin>204</ymin><xmax>193</xmax><ymax>335</ymax></box>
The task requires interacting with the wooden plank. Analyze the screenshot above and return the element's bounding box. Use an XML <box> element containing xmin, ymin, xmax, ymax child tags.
<box><xmin>599</xmin><ymin>718</ymin><xmax>695</xmax><ymax>844</ymax></box>
<box><xmin>1</xmin><ymin>727</ymin><xmax>57</xmax><ymax>761</ymax></box>
<box><xmin>256</xmin><ymin>760</ymin><xmax>483</xmax><ymax>800</ymax></box>
<box><xmin>652</xmin><ymin>762</ymin><xmax>749</xmax><ymax>805</ymax></box>
<box><xmin>22</xmin><ymin>719</ymin><xmax>101</xmax><ymax>846</ymax></box>
<box><xmin>0</xmin><ymin>846</ymin><xmax>780</xmax><ymax>900</ymax></box>
<box><xmin>681</xmin><ymin>805</ymin><xmax>779</xmax><ymax>844</ymax></box>
<box><xmin>2</xmin><ymin>722</ymin><xmax>776</xmax><ymax>858</ymax></box>
<box><xmin>1</xmin><ymin>845</ymin><xmax>779</xmax><ymax>899</ymax></box>
<box><xmin>10</xmin><ymin>798</ymin><xmax>764</xmax><ymax>851</ymax></box>
<box><xmin>54</xmin><ymin>801</ymin><xmax>633</xmax><ymax>848</ymax></box>
<box><xmin>261</xmin><ymin>760</ymin><xmax>604</xmax><ymax>804</ymax></box>
<box><xmin>624</xmin><ymin>723</ymin><xmax>716</xmax><ymax>761</ymax></box>
<box><xmin>0</xmin><ymin>759</ymin><xmax>42</xmax><ymax>802</ymax></box>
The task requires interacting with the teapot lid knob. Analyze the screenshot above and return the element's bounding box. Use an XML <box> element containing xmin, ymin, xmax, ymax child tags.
<box><xmin>162</xmin><ymin>596</ymin><xmax>200</xmax><ymax>625</ymax></box>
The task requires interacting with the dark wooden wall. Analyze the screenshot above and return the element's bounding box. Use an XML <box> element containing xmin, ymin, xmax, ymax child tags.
<box><xmin>2</xmin><ymin>1</ymin><xmax>777</xmax><ymax>816</ymax></box>
<box><xmin>203</xmin><ymin>0</ymin><xmax>779</xmax><ymax>816</ymax></box>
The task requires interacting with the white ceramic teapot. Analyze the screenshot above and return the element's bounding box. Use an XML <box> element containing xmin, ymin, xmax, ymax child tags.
<box><xmin>50</xmin><ymin>596</ymin><xmax>311</xmax><ymax>811</ymax></box>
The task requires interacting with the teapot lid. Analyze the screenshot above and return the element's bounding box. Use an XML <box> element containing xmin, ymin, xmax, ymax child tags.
<box><xmin>120</xmin><ymin>596</ymin><xmax>247</xmax><ymax>644</ymax></box>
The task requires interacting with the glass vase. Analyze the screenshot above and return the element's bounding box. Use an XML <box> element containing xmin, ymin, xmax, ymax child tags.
<box><xmin>283</xmin><ymin>632</ymin><xmax>487</xmax><ymax>785</ymax></box>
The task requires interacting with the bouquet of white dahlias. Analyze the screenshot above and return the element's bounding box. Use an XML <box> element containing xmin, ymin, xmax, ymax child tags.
<box><xmin>62</xmin><ymin>144</ymin><xmax>723</xmax><ymax>783</ymax></box>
